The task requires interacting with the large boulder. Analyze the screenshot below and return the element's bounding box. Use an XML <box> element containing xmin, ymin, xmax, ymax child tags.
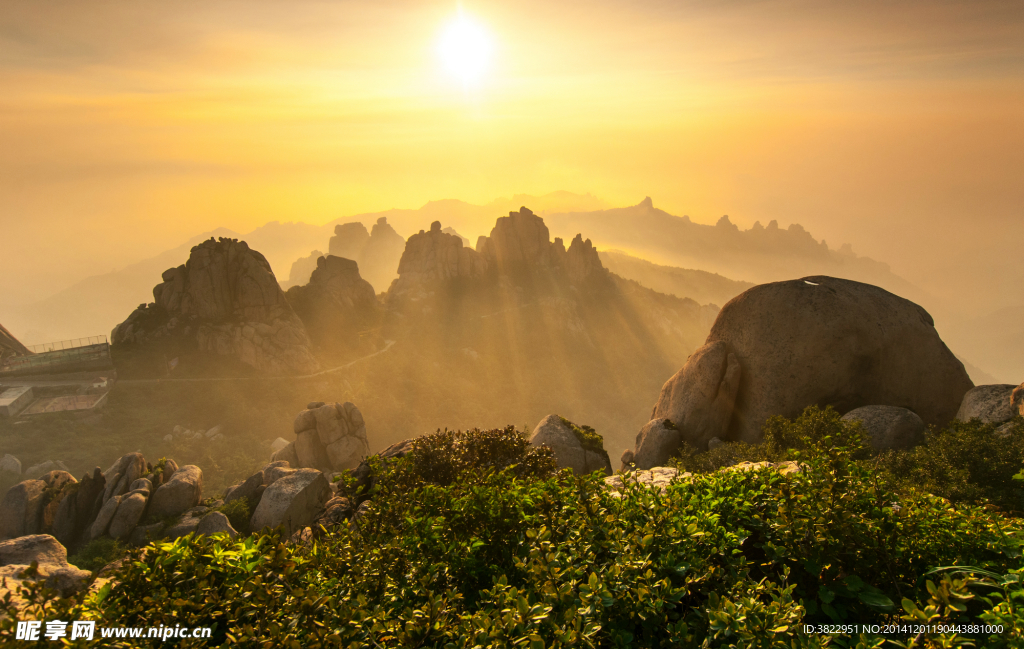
<box><xmin>89</xmin><ymin>495</ymin><xmax>122</xmax><ymax>540</ymax></box>
<box><xmin>0</xmin><ymin>454</ymin><xmax>21</xmax><ymax>476</ymax></box>
<box><xmin>288</xmin><ymin>402</ymin><xmax>370</xmax><ymax>473</ymax></box>
<box><xmin>0</xmin><ymin>534</ymin><xmax>90</xmax><ymax>597</ymax></box>
<box><xmin>107</xmin><ymin>492</ymin><xmax>148</xmax><ymax>541</ymax></box>
<box><xmin>51</xmin><ymin>467</ymin><xmax>105</xmax><ymax>547</ymax></box>
<box><xmin>0</xmin><ymin>479</ymin><xmax>46</xmax><ymax>539</ymax></box>
<box><xmin>631</xmin><ymin>418</ymin><xmax>683</xmax><ymax>469</ymax></box>
<box><xmin>249</xmin><ymin>469</ymin><xmax>331</xmax><ymax>536</ymax></box>
<box><xmin>196</xmin><ymin>511</ymin><xmax>238</xmax><ymax>539</ymax></box>
<box><xmin>841</xmin><ymin>405</ymin><xmax>925</xmax><ymax>451</ymax></box>
<box><xmin>148</xmin><ymin>465</ymin><xmax>203</xmax><ymax>520</ymax></box>
<box><xmin>653</xmin><ymin>277</ymin><xmax>973</xmax><ymax>446</ymax></box>
<box><xmin>529</xmin><ymin>415</ymin><xmax>612</xmax><ymax>476</ymax></box>
<box><xmin>111</xmin><ymin>237</ymin><xmax>319</xmax><ymax>375</ymax></box>
<box><xmin>955</xmin><ymin>384</ymin><xmax>1017</xmax><ymax>424</ymax></box>
<box><xmin>102</xmin><ymin>453</ymin><xmax>146</xmax><ymax>505</ymax></box>
<box><xmin>650</xmin><ymin>341</ymin><xmax>741</xmax><ymax>452</ymax></box>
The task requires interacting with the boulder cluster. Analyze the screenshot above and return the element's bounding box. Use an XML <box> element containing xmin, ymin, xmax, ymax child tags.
<box><xmin>272</xmin><ymin>401</ymin><xmax>370</xmax><ymax>473</ymax></box>
<box><xmin>626</xmin><ymin>276</ymin><xmax>1010</xmax><ymax>468</ymax></box>
<box><xmin>112</xmin><ymin>237</ymin><xmax>320</xmax><ymax>375</ymax></box>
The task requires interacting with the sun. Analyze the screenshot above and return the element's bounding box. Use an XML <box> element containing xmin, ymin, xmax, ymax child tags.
<box><xmin>437</xmin><ymin>13</ymin><xmax>493</xmax><ymax>86</ymax></box>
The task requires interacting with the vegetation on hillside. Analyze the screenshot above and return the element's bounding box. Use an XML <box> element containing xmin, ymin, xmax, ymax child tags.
<box><xmin>2</xmin><ymin>409</ymin><xmax>1022</xmax><ymax>647</ymax></box>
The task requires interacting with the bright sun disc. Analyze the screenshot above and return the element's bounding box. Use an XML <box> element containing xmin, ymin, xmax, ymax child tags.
<box><xmin>437</xmin><ymin>14</ymin><xmax>492</xmax><ymax>85</ymax></box>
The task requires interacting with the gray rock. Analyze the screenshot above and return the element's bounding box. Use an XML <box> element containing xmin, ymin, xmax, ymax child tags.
<box><xmin>659</xmin><ymin>276</ymin><xmax>974</xmax><ymax>444</ymax></box>
<box><xmin>102</xmin><ymin>453</ymin><xmax>146</xmax><ymax>505</ymax></box>
<box><xmin>529</xmin><ymin>414</ymin><xmax>611</xmax><ymax>475</ymax></box>
<box><xmin>294</xmin><ymin>429</ymin><xmax>332</xmax><ymax>473</ymax></box>
<box><xmin>842</xmin><ymin>405</ymin><xmax>925</xmax><ymax>451</ymax></box>
<box><xmin>270</xmin><ymin>437</ymin><xmax>290</xmax><ymax>454</ymax></box>
<box><xmin>24</xmin><ymin>460</ymin><xmax>69</xmax><ymax>479</ymax></box>
<box><xmin>129</xmin><ymin>477</ymin><xmax>153</xmax><ymax>493</ymax></box>
<box><xmin>349</xmin><ymin>500</ymin><xmax>373</xmax><ymax>532</ymax></box>
<box><xmin>205</xmin><ymin>425</ymin><xmax>223</xmax><ymax>439</ymax></box>
<box><xmin>0</xmin><ymin>534</ymin><xmax>69</xmax><ymax>567</ymax></box>
<box><xmin>707</xmin><ymin>437</ymin><xmax>725</xmax><ymax>450</ymax></box>
<box><xmin>38</xmin><ymin>471</ymin><xmax>77</xmax><ymax>534</ymax></box>
<box><xmin>196</xmin><ymin>511</ymin><xmax>238</xmax><ymax>539</ymax></box>
<box><xmin>294</xmin><ymin>409</ymin><xmax>317</xmax><ymax>435</ymax></box>
<box><xmin>90</xmin><ymin>495</ymin><xmax>122</xmax><ymax>540</ymax></box>
<box><xmin>224</xmin><ymin>471</ymin><xmax>263</xmax><ymax>505</ymax></box>
<box><xmin>51</xmin><ymin>467</ymin><xmax>105</xmax><ymax>548</ymax></box>
<box><xmin>44</xmin><ymin>566</ymin><xmax>92</xmax><ymax>596</ymax></box>
<box><xmin>651</xmin><ymin>341</ymin><xmax>740</xmax><ymax>451</ymax></box>
<box><xmin>0</xmin><ymin>479</ymin><xmax>46</xmax><ymax>539</ymax></box>
<box><xmin>148</xmin><ymin>465</ymin><xmax>203</xmax><ymax>520</ymax></box>
<box><xmin>264</xmin><ymin>466</ymin><xmax>297</xmax><ymax>486</ymax></box>
<box><xmin>271</xmin><ymin>441</ymin><xmax>300</xmax><ymax>469</ymax></box>
<box><xmin>250</xmin><ymin>469</ymin><xmax>331</xmax><ymax>535</ymax></box>
<box><xmin>955</xmin><ymin>384</ymin><xmax>1017</xmax><ymax>424</ymax></box>
<box><xmin>619</xmin><ymin>449</ymin><xmax>634</xmax><ymax>470</ymax></box>
<box><xmin>0</xmin><ymin>454</ymin><xmax>20</xmax><ymax>476</ymax></box>
<box><xmin>163</xmin><ymin>514</ymin><xmax>200</xmax><ymax>540</ymax></box>
<box><xmin>632</xmin><ymin>418</ymin><xmax>683</xmax><ymax>470</ymax></box>
<box><xmin>108</xmin><ymin>492</ymin><xmax>148</xmax><ymax>540</ymax></box>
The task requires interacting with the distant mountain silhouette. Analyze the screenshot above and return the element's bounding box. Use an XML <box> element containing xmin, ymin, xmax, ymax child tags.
<box><xmin>545</xmin><ymin>197</ymin><xmax>931</xmax><ymax>306</ymax></box>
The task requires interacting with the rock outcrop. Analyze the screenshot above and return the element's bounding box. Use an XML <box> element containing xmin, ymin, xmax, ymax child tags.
<box><xmin>393</xmin><ymin>221</ymin><xmax>490</xmax><ymax>289</ymax></box>
<box><xmin>285</xmin><ymin>256</ymin><xmax>380</xmax><ymax>350</ymax></box>
<box><xmin>273</xmin><ymin>401</ymin><xmax>370</xmax><ymax>473</ymax></box>
<box><xmin>282</xmin><ymin>249</ymin><xmax>324</xmax><ymax>289</ymax></box>
<box><xmin>955</xmin><ymin>384</ymin><xmax>1018</xmax><ymax>425</ymax></box>
<box><xmin>636</xmin><ymin>276</ymin><xmax>972</xmax><ymax>456</ymax></box>
<box><xmin>327</xmin><ymin>218</ymin><xmax>406</xmax><ymax>293</ymax></box>
<box><xmin>841</xmin><ymin>405</ymin><xmax>925</xmax><ymax>451</ymax></box>
<box><xmin>112</xmin><ymin>237</ymin><xmax>319</xmax><ymax>376</ymax></box>
<box><xmin>148</xmin><ymin>465</ymin><xmax>203</xmax><ymax>520</ymax></box>
<box><xmin>650</xmin><ymin>341</ymin><xmax>741</xmax><ymax>454</ymax></box>
<box><xmin>0</xmin><ymin>535</ymin><xmax>91</xmax><ymax>598</ymax></box>
<box><xmin>529</xmin><ymin>415</ymin><xmax>612</xmax><ymax>476</ymax></box>
<box><xmin>249</xmin><ymin>469</ymin><xmax>331</xmax><ymax>536</ymax></box>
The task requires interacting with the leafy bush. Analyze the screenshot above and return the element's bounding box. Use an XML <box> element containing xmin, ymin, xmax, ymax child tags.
<box><xmin>5</xmin><ymin>409</ymin><xmax>1023</xmax><ymax>648</ymax></box>
<box><xmin>876</xmin><ymin>416</ymin><xmax>1024</xmax><ymax>512</ymax></box>
<box><xmin>68</xmin><ymin>537</ymin><xmax>126</xmax><ymax>573</ymax></box>
<box><xmin>204</xmin><ymin>497</ymin><xmax>251</xmax><ymax>535</ymax></box>
<box><xmin>372</xmin><ymin>425</ymin><xmax>559</xmax><ymax>492</ymax></box>
<box><xmin>558</xmin><ymin>416</ymin><xmax>607</xmax><ymax>455</ymax></box>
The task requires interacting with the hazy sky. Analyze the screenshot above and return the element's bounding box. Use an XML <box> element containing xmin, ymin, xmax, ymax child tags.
<box><xmin>1</xmin><ymin>0</ymin><xmax>1022</xmax><ymax>309</ymax></box>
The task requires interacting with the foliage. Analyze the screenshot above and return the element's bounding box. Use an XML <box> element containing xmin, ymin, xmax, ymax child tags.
<box><xmin>3</xmin><ymin>408</ymin><xmax>1023</xmax><ymax>648</ymax></box>
<box><xmin>68</xmin><ymin>537</ymin><xmax>127</xmax><ymax>573</ymax></box>
<box><xmin>876</xmin><ymin>416</ymin><xmax>1024</xmax><ymax>512</ymax></box>
<box><xmin>558</xmin><ymin>416</ymin><xmax>608</xmax><ymax>455</ymax></box>
<box><xmin>380</xmin><ymin>425</ymin><xmax>560</xmax><ymax>492</ymax></box>
<box><xmin>205</xmin><ymin>497</ymin><xmax>251</xmax><ymax>535</ymax></box>
<box><xmin>672</xmin><ymin>439</ymin><xmax>778</xmax><ymax>474</ymax></box>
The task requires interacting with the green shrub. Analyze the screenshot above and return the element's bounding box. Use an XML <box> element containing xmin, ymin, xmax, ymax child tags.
<box><xmin>6</xmin><ymin>409</ymin><xmax>1023</xmax><ymax>648</ymax></box>
<box><xmin>671</xmin><ymin>439</ymin><xmax>778</xmax><ymax>474</ymax></box>
<box><xmin>375</xmin><ymin>425</ymin><xmax>559</xmax><ymax>492</ymax></box>
<box><xmin>68</xmin><ymin>537</ymin><xmax>126</xmax><ymax>573</ymax></box>
<box><xmin>204</xmin><ymin>497</ymin><xmax>251</xmax><ymax>535</ymax></box>
<box><xmin>876</xmin><ymin>416</ymin><xmax>1024</xmax><ymax>512</ymax></box>
<box><xmin>558</xmin><ymin>416</ymin><xmax>607</xmax><ymax>455</ymax></box>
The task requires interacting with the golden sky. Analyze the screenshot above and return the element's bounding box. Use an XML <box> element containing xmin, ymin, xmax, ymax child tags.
<box><xmin>1</xmin><ymin>0</ymin><xmax>1022</xmax><ymax>309</ymax></box>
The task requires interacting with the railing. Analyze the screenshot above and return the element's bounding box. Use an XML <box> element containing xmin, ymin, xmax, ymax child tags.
<box><xmin>0</xmin><ymin>339</ymin><xmax>112</xmax><ymax>376</ymax></box>
<box><xmin>25</xmin><ymin>336</ymin><xmax>107</xmax><ymax>353</ymax></box>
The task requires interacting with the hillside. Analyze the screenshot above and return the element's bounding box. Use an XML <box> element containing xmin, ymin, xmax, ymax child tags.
<box><xmin>598</xmin><ymin>250</ymin><xmax>754</xmax><ymax>308</ymax></box>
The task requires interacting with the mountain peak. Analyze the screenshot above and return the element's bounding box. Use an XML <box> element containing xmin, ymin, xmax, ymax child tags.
<box><xmin>637</xmin><ymin>196</ymin><xmax>654</xmax><ymax>210</ymax></box>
